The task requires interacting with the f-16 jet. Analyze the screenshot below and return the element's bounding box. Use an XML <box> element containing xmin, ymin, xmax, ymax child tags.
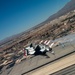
<box><xmin>23</xmin><ymin>40</ymin><xmax>55</xmax><ymax>58</ymax></box>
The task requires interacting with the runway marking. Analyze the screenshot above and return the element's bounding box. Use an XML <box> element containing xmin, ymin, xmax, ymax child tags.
<box><xmin>29</xmin><ymin>53</ymin><xmax>75</xmax><ymax>75</ymax></box>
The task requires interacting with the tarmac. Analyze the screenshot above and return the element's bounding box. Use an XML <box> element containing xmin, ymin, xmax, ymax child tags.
<box><xmin>51</xmin><ymin>64</ymin><xmax>75</xmax><ymax>75</ymax></box>
<box><xmin>27</xmin><ymin>52</ymin><xmax>75</xmax><ymax>75</ymax></box>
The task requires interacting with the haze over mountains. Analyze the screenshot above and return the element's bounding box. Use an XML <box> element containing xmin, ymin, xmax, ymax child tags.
<box><xmin>42</xmin><ymin>0</ymin><xmax>75</xmax><ymax>24</ymax></box>
<box><xmin>0</xmin><ymin>0</ymin><xmax>75</xmax><ymax>46</ymax></box>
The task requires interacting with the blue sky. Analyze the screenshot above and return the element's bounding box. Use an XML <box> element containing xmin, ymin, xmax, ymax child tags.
<box><xmin>0</xmin><ymin>0</ymin><xmax>70</xmax><ymax>41</ymax></box>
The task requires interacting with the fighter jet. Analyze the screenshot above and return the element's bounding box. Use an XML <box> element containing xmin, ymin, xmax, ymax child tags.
<box><xmin>23</xmin><ymin>41</ymin><xmax>55</xmax><ymax>58</ymax></box>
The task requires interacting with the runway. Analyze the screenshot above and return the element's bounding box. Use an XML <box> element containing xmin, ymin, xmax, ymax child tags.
<box><xmin>51</xmin><ymin>64</ymin><xmax>75</xmax><ymax>75</ymax></box>
<box><xmin>27</xmin><ymin>52</ymin><xmax>75</xmax><ymax>75</ymax></box>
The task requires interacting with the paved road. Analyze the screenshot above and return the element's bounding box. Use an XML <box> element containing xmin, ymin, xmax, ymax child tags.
<box><xmin>51</xmin><ymin>64</ymin><xmax>75</xmax><ymax>75</ymax></box>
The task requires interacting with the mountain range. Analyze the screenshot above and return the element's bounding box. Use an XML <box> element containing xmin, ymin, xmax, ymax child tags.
<box><xmin>0</xmin><ymin>0</ymin><xmax>75</xmax><ymax>46</ymax></box>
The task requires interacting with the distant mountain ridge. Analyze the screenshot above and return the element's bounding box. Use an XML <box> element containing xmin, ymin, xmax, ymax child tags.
<box><xmin>46</xmin><ymin>0</ymin><xmax>75</xmax><ymax>21</ymax></box>
<box><xmin>0</xmin><ymin>0</ymin><xmax>75</xmax><ymax>46</ymax></box>
<box><xmin>29</xmin><ymin>0</ymin><xmax>75</xmax><ymax>29</ymax></box>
